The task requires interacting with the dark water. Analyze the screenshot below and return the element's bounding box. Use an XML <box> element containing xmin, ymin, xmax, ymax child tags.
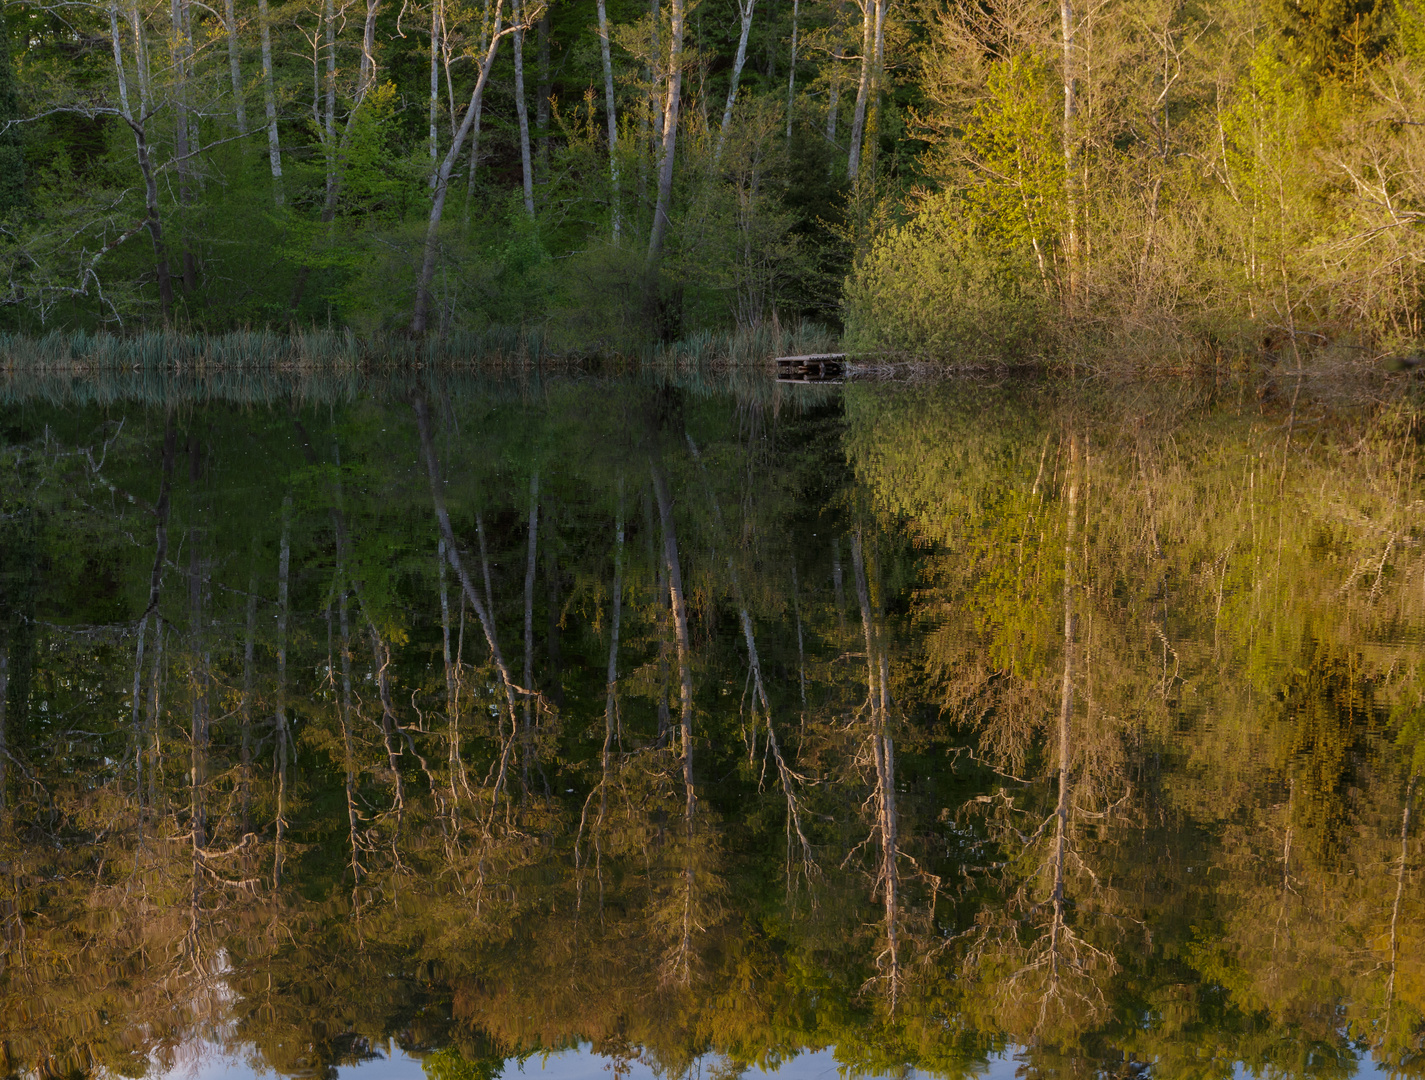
<box><xmin>1</xmin><ymin>372</ymin><xmax>1422</xmax><ymax>1079</ymax></box>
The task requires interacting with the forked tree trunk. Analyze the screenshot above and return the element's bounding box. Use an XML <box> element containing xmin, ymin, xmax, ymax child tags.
<box><xmin>109</xmin><ymin>8</ymin><xmax>173</xmax><ymax>318</ymax></box>
<box><xmin>412</xmin><ymin>397</ymin><xmax>524</xmax><ymax>824</ymax></box>
<box><xmin>715</xmin><ymin>0</ymin><xmax>756</xmax><ymax>161</ymax></box>
<box><xmin>411</xmin><ymin>7</ymin><xmax>511</xmax><ymax>334</ymax></box>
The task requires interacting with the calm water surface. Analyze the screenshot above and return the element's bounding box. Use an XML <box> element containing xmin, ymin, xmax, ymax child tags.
<box><xmin>1</xmin><ymin>371</ymin><xmax>1421</xmax><ymax>1079</ymax></box>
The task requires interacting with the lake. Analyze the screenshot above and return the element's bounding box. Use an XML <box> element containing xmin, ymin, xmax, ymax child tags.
<box><xmin>0</xmin><ymin>369</ymin><xmax>1420</xmax><ymax>1078</ymax></box>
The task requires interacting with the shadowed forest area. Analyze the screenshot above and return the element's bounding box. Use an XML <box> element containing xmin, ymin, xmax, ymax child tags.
<box><xmin>0</xmin><ymin>372</ymin><xmax>1423</xmax><ymax>1076</ymax></box>
<box><xmin>2</xmin><ymin>0</ymin><xmax>1425</xmax><ymax>360</ymax></box>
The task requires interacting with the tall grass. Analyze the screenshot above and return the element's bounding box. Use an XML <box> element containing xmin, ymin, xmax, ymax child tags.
<box><xmin>0</xmin><ymin>322</ymin><xmax>846</xmax><ymax>406</ymax></box>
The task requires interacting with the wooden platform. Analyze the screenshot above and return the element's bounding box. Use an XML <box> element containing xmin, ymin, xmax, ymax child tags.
<box><xmin>775</xmin><ymin>353</ymin><xmax>846</xmax><ymax>383</ymax></box>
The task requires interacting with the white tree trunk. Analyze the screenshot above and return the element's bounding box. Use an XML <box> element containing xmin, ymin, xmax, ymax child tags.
<box><xmin>224</xmin><ymin>0</ymin><xmax>247</xmax><ymax>132</ymax></box>
<box><xmin>361</xmin><ymin>0</ymin><xmax>380</xmax><ymax>93</ymax></box>
<box><xmin>1061</xmin><ymin>0</ymin><xmax>1079</xmax><ymax>308</ymax></box>
<box><xmin>430</xmin><ymin>0</ymin><xmax>441</xmax><ymax>185</ymax></box>
<box><xmin>513</xmin><ymin>0</ymin><xmax>536</xmax><ymax>215</ymax></box>
<box><xmin>645</xmin><ymin>0</ymin><xmax>684</xmax><ymax>267</ymax></box>
<box><xmin>596</xmin><ymin>0</ymin><xmax>620</xmax><ymax>241</ymax></box>
<box><xmin>258</xmin><ymin>0</ymin><xmax>285</xmax><ymax>203</ymax></box>
<box><xmin>325</xmin><ymin>0</ymin><xmax>336</xmax><ymax>193</ymax></box>
<box><xmin>412</xmin><ymin>5</ymin><xmax>511</xmax><ymax>333</ymax></box>
<box><xmin>845</xmin><ymin>0</ymin><xmax>872</xmax><ymax>179</ymax></box>
<box><xmin>715</xmin><ymin>0</ymin><xmax>755</xmax><ymax>161</ymax></box>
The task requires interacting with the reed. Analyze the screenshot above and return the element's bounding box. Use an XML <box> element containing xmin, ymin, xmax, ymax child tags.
<box><xmin>0</xmin><ymin>322</ymin><xmax>844</xmax><ymax>406</ymax></box>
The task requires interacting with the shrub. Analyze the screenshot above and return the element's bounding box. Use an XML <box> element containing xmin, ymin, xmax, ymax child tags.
<box><xmin>842</xmin><ymin>199</ymin><xmax>1050</xmax><ymax>360</ymax></box>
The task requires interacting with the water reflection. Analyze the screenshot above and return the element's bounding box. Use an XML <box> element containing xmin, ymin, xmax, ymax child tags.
<box><xmin>0</xmin><ymin>374</ymin><xmax>1421</xmax><ymax>1078</ymax></box>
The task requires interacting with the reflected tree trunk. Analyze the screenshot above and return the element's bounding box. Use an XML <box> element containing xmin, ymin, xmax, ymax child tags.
<box><xmin>337</xmin><ymin>588</ymin><xmax>364</xmax><ymax>889</ymax></box>
<box><xmin>546</xmin><ymin>541</ymin><xmax>563</xmax><ymax>709</ymax></box>
<box><xmin>651</xmin><ymin>456</ymin><xmax>695</xmax><ymax>985</ymax></box>
<box><xmin>605</xmin><ymin>477</ymin><xmax>625</xmax><ymax>750</ymax></box>
<box><xmin>792</xmin><ymin>563</ymin><xmax>806</xmax><ymax>726</ymax></box>
<box><xmin>1385</xmin><ymin>772</ymin><xmax>1418</xmax><ymax>1032</ymax></box>
<box><xmin>522</xmin><ymin>472</ymin><xmax>540</xmax><ymax>790</ymax></box>
<box><xmin>440</xmin><ymin>537</ymin><xmax>466</xmax><ymax>801</ymax></box>
<box><xmin>1048</xmin><ymin>435</ymin><xmax>1078</xmax><ymax>991</ymax></box>
<box><xmin>146</xmin><ymin>616</ymin><xmax>165</xmax><ymax>816</ymax></box>
<box><xmin>0</xmin><ymin>647</ymin><xmax>7</xmax><ymax>823</ymax></box>
<box><xmin>368</xmin><ymin>625</ymin><xmax>408</xmax><ymax>831</ymax></box>
<box><xmin>188</xmin><ymin>435</ymin><xmax>209</xmax><ymax>937</ymax></box>
<box><xmin>133</xmin><ymin>420</ymin><xmax>175</xmax><ymax>810</ymax></box>
<box><xmin>412</xmin><ymin>396</ymin><xmax>524</xmax><ymax>828</ymax></box>
<box><xmin>852</xmin><ymin>529</ymin><xmax>899</xmax><ymax>1003</ymax></box>
<box><xmin>649</xmin><ymin>460</ymin><xmax>693</xmax><ymax>820</ymax></box>
<box><xmin>646</xmin><ymin>492</ymin><xmax>671</xmax><ymax>744</ymax></box>
<box><xmin>240</xmin><ymin>563</ymin><xmax>257</xmax><ymax>836</ymax></box>
<box><xmin>273</xmin><ymin>495</ymin><xmax>291</xmax><ymax>887</ymax></box>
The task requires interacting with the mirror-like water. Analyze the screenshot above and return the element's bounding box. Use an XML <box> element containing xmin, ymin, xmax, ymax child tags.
<box><xmin>1</xmin><ymin>374</ymin><xmax>1422</xmax><ymax>1079</ymax></box>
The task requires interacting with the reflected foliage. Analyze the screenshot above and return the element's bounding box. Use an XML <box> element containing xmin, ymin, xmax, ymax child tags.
<box><xmin>0</xmin><ymin>375</ymin><xmax>1423</xmax><ymax>1079</ymax></box>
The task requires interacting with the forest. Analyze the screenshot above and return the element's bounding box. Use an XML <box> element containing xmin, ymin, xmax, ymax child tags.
<box><xmin>0</xmin><ymin>0</ymin><xmax>1423</xmax><ymax>358</ymax></box>
<box><xmin>0</xmin><ymin>374</ymin><xmax>1423</xmax><ymax>1075</ymax></box>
